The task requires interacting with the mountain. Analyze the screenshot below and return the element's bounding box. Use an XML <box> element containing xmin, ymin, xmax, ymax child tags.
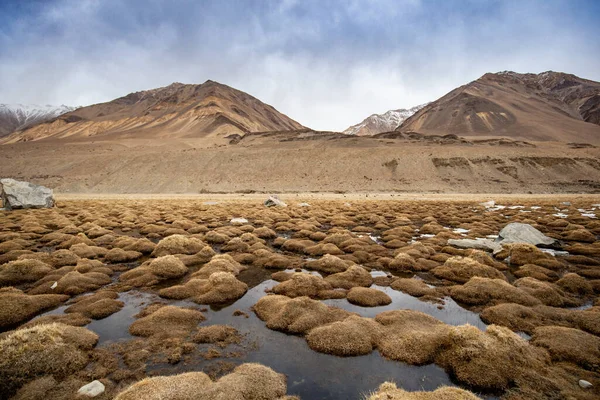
<box><xmin>397</xmin><ymin>71</ymin><xmax>600</xmax><ymax>143</ymax></box>
<box><xmin>343</xmin><ymin>104</ymin><xmax>427</xmax><ymax>136</ymax></box>
<box><xmin>2</xmin><ymin>81</ymin><xmax>304</xmax><ymax>143</ymax></box>
<box><xmin>0</xmin><ymin>104</ymin><xmax>76</xmax><ymax>138</ymax></box>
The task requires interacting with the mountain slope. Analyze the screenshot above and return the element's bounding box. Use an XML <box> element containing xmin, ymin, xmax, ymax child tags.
<box><xmin>2</xmin><ymin>81</ymin><xmax>304</xmax><ymax>143</ymax></box>
<box><xmin>343</xmin><ymin>104</ymin><xmax>427</xmax><ymax>136</ymax></box>
<box><xmin>397</xmin><ymin>71</ymin><xmax>600</xmax><ymax>143</ymax></box>
<box><xmin>0</xmin><ymin>104</ymin><xmax>76</xmax><ymax>138</ymax></box>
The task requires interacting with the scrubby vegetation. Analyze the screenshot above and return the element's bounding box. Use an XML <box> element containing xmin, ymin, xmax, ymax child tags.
<box><xmin>1</xmin><ymin>197</ymin><xmax>600</xmax><ymax>399</ymax></box>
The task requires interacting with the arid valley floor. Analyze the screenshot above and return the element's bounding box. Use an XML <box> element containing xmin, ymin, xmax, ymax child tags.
<box><xmin>1</xmin><ymin>195</ymin><xmax>600</xmax><ymax>399</ymax></box>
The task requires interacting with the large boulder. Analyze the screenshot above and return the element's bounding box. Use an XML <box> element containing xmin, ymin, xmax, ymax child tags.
<box><xmin>0</xmin><ymin>179</ymin><xmax>54</xmax><ymax>210</ymax></box>
<box><xmin>496</xmin><ymin>223</ymin><xmax>555</xmax><ymax>246</ymax></box>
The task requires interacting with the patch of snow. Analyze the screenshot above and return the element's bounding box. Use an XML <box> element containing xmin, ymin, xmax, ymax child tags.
<box><xmin>343</xmin><ymin>103</ymin><xmax>428</xmax><ymax>135</ymax></box>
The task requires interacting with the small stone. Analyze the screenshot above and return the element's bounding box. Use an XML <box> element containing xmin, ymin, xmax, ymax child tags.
<box><xmin>579</xmin><ymin>379</ymin><xmax>592</xmax><ymax>389</ymax></box>
<box><xmin>77</xmin><ymin>380</ymin><xmax>105</xmax><ymax>397</ymax></box>
<box><xmin>264</xmin><ymin>195</ymin><xmax>287</xmax><ymax>207</ymax></box>
<box><xmin>230</xmin><ymin>217</ymin><xmax>248</xmax><ymax>225</ymax></box>
<box><xmin>50</xmin><ymin>281</ymin><xmax>58</xmax><ymax>289</ymax></box>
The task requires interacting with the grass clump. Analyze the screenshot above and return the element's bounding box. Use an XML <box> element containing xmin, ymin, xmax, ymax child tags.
<box><xmin>324</xmin><ymin>265</ymin><xmax>373</xmax><ymax>289</ymax></box>
<box><xmin>64</xmin><ymin>290</ymin><xmax>124</xmax><ymax>319</ymax></box>
<box><xmin>531</xmin><ymin>326</ymin><xmax>600</xmax><ymax>370</ymax></box>
<box><xmin>129</xmin><ymin>305</ymin><xmax>205</xmax><ymax>338</ymax></box>
<box><xmin>151</xmin><ymin>234</ymin><xmax>207</xmax><ymax>256</ymax></box>
<box><xmin>192</xmin><ymin>254</ymin><xmax>247</xmax><ymax>278</ymax></box>
<box><xmin>305</xmin><ymin>254</ymin><xmax>351</xmax><ymax>273</ymax></box>
<box><xmin>450</xmin><ymin>277</ymin><xmax>542</xmax><ymax>307</ymax></box>
<box><xmin>0</xmin><ymin>288</ymin><xmax>68</xmax><ymax>328</ymax></box>
<box><xmin>366</xmin><ymin>382</ymin><xmax>479</xmax><ymax>400</ymax></box>
<box><xmin>104</xmin><ymin>248</ymin><xmax>143</xmax><ymax>263</ymax></box>
<box><xmin>0</xmin><ymin>323</ymin><xmax>98</xmax><ymax>397</ymax></box>
<box><xmin>253</xmin><ymin>295</ymin><xmax>354</xmax><ymax>334</ymax></box>
<box><xmin>120</xmin><ymin>255</ymin><xmax>188</xmax><ymax>287</ymax></box>
<box><xmin>432</xmin><ymin>256</ymin><xmax>506</xmax><ymax>283</ymax></box>
<box><xmin>271</xmin><ymin>272</ymin><xmax>334</xmax><ymax>298</ymax></box>
<box><xmin>347</xmin><ymin>287</ymin><xmax>392</xmax><ymax>307</ymax></box>
<box><xmin>375</xmin><ymin>310</ymin><xmax>451</xmax><ymax>365</ymax></box>
<box><xmin>0</xmin><ymin>259</ymin><xmax>53</xmax><ymax>286</ymax></box>
<box><xmin>159</xmin><ymin>272</ymin><xmax>248</xmax><ymax>304</ymax></box>
<box><xmin>192</xmin><ymin>325</ymin><xmax>242</xmax><ymax>347</ymax></box>
<box><xmin>306</xmin><ymin>315</ymin><xmax>381</xmax><ymax>356</ymax></box>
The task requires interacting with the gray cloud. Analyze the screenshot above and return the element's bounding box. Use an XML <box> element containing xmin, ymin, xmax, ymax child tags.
<box><xmin>1</xmin><ymin>0</ymin><xmax>599</xmax><ymax>131</ymax></box>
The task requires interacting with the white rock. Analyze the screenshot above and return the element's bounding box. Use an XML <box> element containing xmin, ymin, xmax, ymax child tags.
<box><xmin>77</xmin><ymin>380</ymin><xmax>105</xmax><ymax>397</ymax></box>
<box><xmin>480</xmin><ymin>200</ymin><xmax>495</xmax><ymax>208</ymax></box>
<box><xmin>230</xmin><ymin>217</ymin><xmax>248</xmax><ymax>225</ymax></box>
<box><xmin>497</xmin><ymin>223</ymin><xmax>555</xmax><ymax>246</ymax></box>
<box><xmin>448</xmin><ymin>238</ymin><xmax>502</xmax><ymax>253</ymax></box>
<box><xmin>0</xmin><ymin>178</ymin><xmax>54</xmax><ymax>210</ymax></box>
<box><xmin>264</xmin><ymin>195</ymin><xmax>287</xmax><ymax>207</ymax></box>
<box><xmin>578</xmin><ymin>379</ymin><xmax>592</xmax><ymax>389</ymax></box>
<box><xmin>50</xmin><ymin>281</ymin><xmax>58</xmax><ymax>289</ymax></box>
<box><xmin>298</xmin><ymin>202</ymin><xmax>311</xmax><ymax>207</ymax></box>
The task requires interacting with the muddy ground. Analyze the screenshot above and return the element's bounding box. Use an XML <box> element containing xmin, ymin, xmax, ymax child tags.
<box><xmin>1</xmin><ymin>197</ymin><xmax>600</xmax><ymax>399</ymax></box>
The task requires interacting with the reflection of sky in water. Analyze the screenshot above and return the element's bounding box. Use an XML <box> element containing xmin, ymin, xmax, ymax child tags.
<box><xmin>34</xmin><ymin>278</ymin><xmax>493</xmax><ymax>399</ymax></box>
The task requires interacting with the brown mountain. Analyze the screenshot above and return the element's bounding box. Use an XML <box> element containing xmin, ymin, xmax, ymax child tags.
<box><xmin>398</xmin><ymin>71</ymin><xmax>600</xmax><ymax>143</ymax></box>
<box><xmin>1</xmin><ymin>81</ymin><xmax>304</xmax><ymax>143</ymax></box>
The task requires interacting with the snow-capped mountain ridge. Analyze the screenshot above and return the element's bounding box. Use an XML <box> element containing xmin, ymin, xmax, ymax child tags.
<box><xmin>343</xmin><ymin>103</ymin><xmax>428</xmax><ymax>136</ymax></box>
<box><xmin>0</xmin><ymin>103</ymin><xmax>77</xmax><ymax>138</ymax></box>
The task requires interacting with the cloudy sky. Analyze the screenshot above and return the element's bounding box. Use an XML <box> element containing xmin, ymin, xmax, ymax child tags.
<box><xmin>1</xmin><ymin>0</ymin><xmax>599</xmax><ymax>131</ymax></box>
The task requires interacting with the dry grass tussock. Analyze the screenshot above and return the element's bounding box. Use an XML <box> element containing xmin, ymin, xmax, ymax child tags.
<box><xmin>375</xmin><ymin>310</ymin><xmax>452</xmax><ymax>365</ymax></box>
<box><xmin>366</xmin><ymin>382</ymin><xmax>479</xmax><ymax>400</ymax></box>
<box><xmin>0</xmin><ymin>323</ymin><xmax>98</xmax><ymax>396</ymax></box>
<box><xmin>0</xmin><ymin>287</ymin><xmax>68</xmax><ymax>328</ymax></box>
<box><xmin>159</xmin><ymin>271</ymin><xmax>248</xmax><ymax>304</ymax></box>
<box><xmin>64</xmin><ymin>290</ymin><xmax>124</xmax><ymax>319</ymax></box>
<box><xmin>129</xmin><ymin>305</ymin><xmax>205</xmax><ymax>337</ymax></box>
<box><xmin>530</xmin><ymin>326</ymin><xmax>600</xmax><ymax>370</ymax></box>
<box><xmin>305</xmin><ymin>254</ymin><xmax>352</xmax><ymax>273</ymax></box>
<box><xmin>390</xmin><ymin>278</ymin><xmax>444</xmax><ymax>303</ymax></box>
<box><xmin>306</xmin><ymin>315</ymin><xmax>381</xmax><ymax>356</ymax></box>
<box><xmin>324</xmin><ymin>265</ymin><xmax>373</xmax><ymax>289</ymax></box>
<box><xmin>481</xmin><ymin>302</ymin><xmax>600</xmax><ymax>336</ymax></box>
<box><xmin>114</xmin><ymin>363</ymin><xmax>290</xmax><ymax>400</ymax></box>
<box><xmin>271</xmin><ymin>272</ymin><xmax>336</xmax><ymax>299</ymax></box>
<box><xmin>191</xmin><ymin>253</ymin><xmax>247</xmax><ymax>278</ymax></box>
<box><xmin>432</xmin><ymin>256</ymin><xmax>506</xmax><ymax>283</ymax></box>
<box><xmin>347</xmin><ymin>287</ymin><xmax>392</xmax><ymax>307</ymax></box>
<box><xmin>450</xmin><ymin>277</ymin><xmax>542</xmax><ymax>307</ymax></box>
<box><xmin>151</xmin><ymin>234</ymin><xmax>208</xmax><ymax>256</ymax></box>
<box><xmin>120</xmin><ymin>255</ymin><xmax>188</xmax><ymax>287</ymax></box>
<box><xmin>253</xmin><ymin>295</ymin><xmax>354</xmax><ymax>334</ymax></box>
<box><xmin>192</xmin><ymin>324</ymin><xmax>242</xmax><ymax>347</ymax></box>
<box><xmin>0</xmin><ymin>259</ymin><xmax>53</xmax><ymax>285</ymax></box>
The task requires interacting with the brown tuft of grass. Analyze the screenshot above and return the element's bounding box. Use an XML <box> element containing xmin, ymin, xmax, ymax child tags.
<box><xmin>0</xmin><ymin>288</ymin><xmax>68</xmax><ymax>328</ymax></box>
<box><xmin>556</xmin><ymin>273</ymin><xmax>594</xmax><ymax>297</ymax></box>
<box><xmin>390</xmin><ymin>278</ymin><xmax>443</xmax><ymax>303</ymax></box>
<box><xmin>104</xmin><ymin>248</ymin><xmax>143</xmax><ymax>263</ymax></box>
<box><xmin>514</xmin><ymin>277</ymin><xmax>578</xmax><ymax>307</ymax></box>
<box><xmin>306</xmin><ymin>315</ymin><xmax>381</xmax><ymax>356</ymax></box>
<box><xmin>253</xmin><ymin>295</ymin><xmax>354</xmax><ymax>334</ymax></box>
<box><xmin>531</xmin><ymin>326</ymin><xmax>600</xmax><ymax>370</ymax></box>
<box><xmin>159</xmin><ymin>271</ymin><xmax>248</xmax><ymax>304</ymax></box>
<box><xmin>324</xmin><ymin>265</ymin><xmax>373</xmax><ymax>289</ymax></box>
<box><xmin>375</xmin><ymin>310</ymin><xmax>451</xmax><ymax>365</ymax></box>
<box><xmin>432</xmin><ymin>256</ymin><xmax>506</xmax><ymax>283</ymax></box>
<box><xmin>114</xmin><ymin>371</ymin><xmax>213</xmax><ymax>400</ymax></box>
<box><xmin>0</xmin><ymin>259</ymin><xmax>53</xmax><ymax>286</ymax></box>
<box><xmin>151</xmin><ymin>234</ymin><xmax>207</xmax><ymax>256</ymax></box>
<box><xmin>305</xmin><ymin>254</ymin><xmax>352</xmax><ymax>273</ymax></box>
<box><xmin>347</xmin><ymin>287</ymin><xmax>392</xmax><ymax>307</ymax></box>
<box><xmin>31</xmin><ymin>270</ymin><xmax>112</xmax><ymax>295</ymax></box>
<box><xmin>65</xmin><ymin>290</ymin><xmax>124</xmax><ymax>319</ymax></box>
<box><xmin>129</xmin><ymin>305</ymin><xmax>205</xmax><ymax>338</ymax></box>
<box><xmin>69</xmin><ymin>243</ymin><xmax>108</xmax><ymax>259</ymax></box>
<box><xmin>436</xmin><ymin>324</ymin><xmax>551</xmax><ymax>391</ymax></box>
<box><xmin>120</xmin><ymin>255</ymin><xmax>188</xmax><ymax>287</ymax></box>
<box><xmin>513</xmin><ymin>264</ymin><xmax>559</xmax><ymax>281</ymax></box>
<box><xmin>0</xmin><ymin>323</ymin><xmax>98</xmax><ymax>396</ymax></box>
<box><xmin>192</xmin><ymin>324</ymin><xmax>242</xmax><ymax>347</ymax></box>
<box><xmin>272</xmin><ymin>272</ymin><xmax>334</xmax><ymax>298</ymax></box>
<box><xmin>450</xmin><ymin>277</ymin><xmax>542</xmax><ymax>307</ymax></box>
<box><xmin>388</xmin><ymin>253</ymin><xmax>416</xmax><ymax>271</ymax></box>
<box><xmin>366</xmin><ymin>382</ymin><xmax>480</xmax><ymax>400</ymax></box>
<box><xmin>192</xmin><ymin>254</ymin><xmax>247</xmax><ymax>278</ymax></box>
